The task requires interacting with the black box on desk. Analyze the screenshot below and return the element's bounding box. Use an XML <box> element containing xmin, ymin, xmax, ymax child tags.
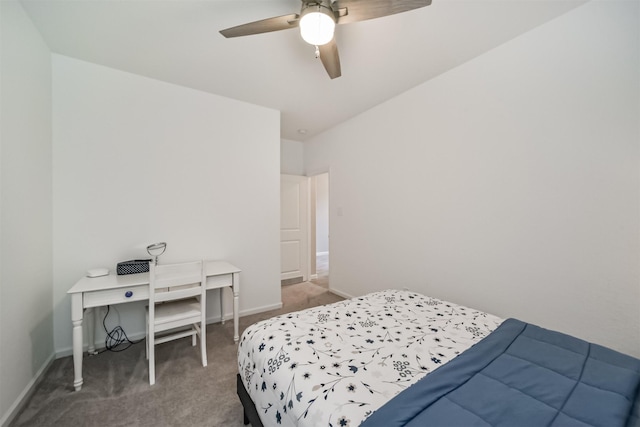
<box><xmin>116</xmin><ymin>259</ymin><xmax>151</xmax><ymax>275</ymax></box>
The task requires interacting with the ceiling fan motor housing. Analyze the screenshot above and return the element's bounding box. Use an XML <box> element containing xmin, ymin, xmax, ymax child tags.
<box><xmin>299</xmin><ymin>1</ymin><xmax>338</xmax><ymax>46</ymax></box>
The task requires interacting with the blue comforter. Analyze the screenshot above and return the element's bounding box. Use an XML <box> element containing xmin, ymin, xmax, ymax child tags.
<box><xmin>360</xmin><ymin>318</ymin><xmax>640</xmax><ymax>427</ymax></box>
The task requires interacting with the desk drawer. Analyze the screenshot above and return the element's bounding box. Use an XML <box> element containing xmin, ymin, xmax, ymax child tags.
<box><xmin>84</xmin><ymin>285</ymin><xmax>149</xmax><ymax>308</ymax></box>
<box><xmin>207</xmin><ymin>273</ymin><xmax>232</xmax><ymax>289</ymax></box>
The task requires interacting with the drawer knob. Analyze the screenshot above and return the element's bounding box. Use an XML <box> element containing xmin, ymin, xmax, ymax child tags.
<box><xmin>125</xmin><ymin>291</ymin><xmax>133</xmax><ymax>298</ymax></box>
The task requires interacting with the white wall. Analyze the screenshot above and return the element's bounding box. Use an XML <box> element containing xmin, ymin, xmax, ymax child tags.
<box><xmin>281</xmin><ymin>138</ymin><xmax>304</xmax><ymax>175</ymax></box>
<box><xmin>52</xmin><ymin>55</ymin><xmax>281</xmax><ymax>354</ymax></box>
<box><xmin>0</xmin><ymin>1</ymin><xmax>54</xmax><ymax>423</ymax></box>
<box><xmin>305</xmin><ymin>0</ymin><xmax>640</xmax><ymax>357</ymax></box>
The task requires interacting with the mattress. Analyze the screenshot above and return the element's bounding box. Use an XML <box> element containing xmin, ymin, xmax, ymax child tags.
<box><xmin>237</xmin><ymin>289</ymin><xmax>503</xmax><ymax>427</ymax></box>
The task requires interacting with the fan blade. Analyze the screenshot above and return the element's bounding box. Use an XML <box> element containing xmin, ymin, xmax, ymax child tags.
<box><xmin>220</xmin><ymin>13</ymin><xmax>300</xmax><ymax>38</ymax></box>
<box><xmin>319</xmin><ymin>39</ymin><xmax>341</xmax><ymax>79</ymax></box>
<box><xmin>334</xmin><ymin>0</ymin><xmax>431</xmax><ymax>25</ymax></box>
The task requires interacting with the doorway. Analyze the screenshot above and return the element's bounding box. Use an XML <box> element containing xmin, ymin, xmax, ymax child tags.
<box><xmin>310</xmin><ymin>172</ymin><xmax>329</xmax><ymax>289</ymax></box>
<box><xmin>280</xmin><ymin>174</ymin><xmax>309</xmax><ymax>285</ymax></box>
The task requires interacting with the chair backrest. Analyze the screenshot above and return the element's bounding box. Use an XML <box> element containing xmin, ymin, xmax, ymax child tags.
<box><xmin>149</xmin><ymin>260</ymin><xmax>205</xmax><ymax>304</ymax></box>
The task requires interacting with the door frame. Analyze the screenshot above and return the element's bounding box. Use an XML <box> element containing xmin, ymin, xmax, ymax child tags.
<box><xmin>307</xmin><ymin>169</ymin><xmax>330</xmax><ymax>287</ymax></box>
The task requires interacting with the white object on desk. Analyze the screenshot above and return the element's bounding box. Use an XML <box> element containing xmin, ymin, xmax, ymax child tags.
<box><xmin>86</xmin><ymin>268</ymin><xmax>109</xmax><ymax>278</ymax></box>
<box><xmin>68</xmin><ymin>260</ymin><xmax>241</xmax><ymax>391</ymax></box>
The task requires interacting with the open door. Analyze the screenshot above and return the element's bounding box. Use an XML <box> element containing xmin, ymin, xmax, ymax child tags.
<box><xmin>280</xmin><ymin>174</ymin><xmax>309</xmax><ymax>284</ymax></box>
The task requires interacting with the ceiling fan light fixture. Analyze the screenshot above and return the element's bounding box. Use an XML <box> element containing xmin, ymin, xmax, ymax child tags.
<box><xmin>299</xmin><ymin>4</ymin><xmax>336</xmax><ymax>46</ymax></box>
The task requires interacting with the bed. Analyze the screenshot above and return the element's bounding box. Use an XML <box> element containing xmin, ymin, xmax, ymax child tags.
<box><xmin>237</xmin><ymin>289</ymin><xmax>640</xmax><ymax>427</ymax></box>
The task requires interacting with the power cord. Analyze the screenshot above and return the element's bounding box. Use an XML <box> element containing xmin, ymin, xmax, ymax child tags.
<box><xmin>98</xmin><ymin>305</ymin><xmax>143</xmax><ymax>353</ymax></box>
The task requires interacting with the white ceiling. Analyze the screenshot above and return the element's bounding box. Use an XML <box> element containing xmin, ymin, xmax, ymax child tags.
<box><xmin>20</xmin><ymin>0</ymin><xmax>586</xmax><ymax>141</ymax></box>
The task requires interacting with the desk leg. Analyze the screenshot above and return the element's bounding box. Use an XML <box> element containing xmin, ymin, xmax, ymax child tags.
<box><xmin>220</xmin><ymin>288</ymin><xmax>225</xmax><ymax>325</ymax></box>
<box><xmin>233</xmin><ymin>272</ymin><xmax>240</xmax><ymax>343</ymax></box>
<box><xmin>71</xmin><ymin>293</ymin><xmax>84</xmax><ymax>391</ymax></box>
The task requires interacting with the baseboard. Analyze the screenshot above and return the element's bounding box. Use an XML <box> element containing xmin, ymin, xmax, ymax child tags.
<box><xmin>328</xmin><ymin>288</ymin><xmax>353</xmax><ymax>300</ymax></box>
<box><xmin>55</xmin><ymin>329</ymin><xmax>149</xmax><ymax>359</ymax></box>
<box><xmin>215</xmin><ymin>302</ymin><xmax>283</xmax><ymax>322</ymax></box>
<box><xmin>238</xmin><ymin>302</ymin><xmax>283</xmax><ymax>317</ymax></box>
<box><xmin>310</xmin><ymin>274</ymin><xmax>318</xmax><ymax>280</ymax></box>
<box><xmin>55</xmin><ymin>302</ymin><xmax>285</xmax><ymax>359</ymax></box>
<box><xmin>316</xmin><ymin>251</ymin><xmax>328</xmax><ymax>256</ymax></box>
<box><xmin>1</xmin><ymin>352</ymin><xmax>55</xmax><ymax>427</ymax></box>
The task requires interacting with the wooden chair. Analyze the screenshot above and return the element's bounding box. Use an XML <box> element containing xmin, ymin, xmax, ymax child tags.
<box><xmin>146</xmin><ymin>260</ymin><xmax>207</xmax><ymax>385</ymax></box>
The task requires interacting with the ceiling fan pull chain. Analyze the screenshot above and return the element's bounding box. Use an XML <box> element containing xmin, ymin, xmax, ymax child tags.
<box><xmin>315</xmin><ymin>45</ymin><xmax>320</xmax><ymax>59</ymax></box>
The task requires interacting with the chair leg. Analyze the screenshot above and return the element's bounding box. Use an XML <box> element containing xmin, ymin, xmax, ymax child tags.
<box><xmin>201</xmin><ymin>322</ymin><xmax>207</xmax><ymax>367</ymax></box>
<box><xmin>145</xmin><ymin>310</ymin><xmax>149</xmax><ymax>360</ymax></box>
<box><xmin>149</xmin><ymin>332</ymin><xmax>155</xmax><ymax>385</ymax></box>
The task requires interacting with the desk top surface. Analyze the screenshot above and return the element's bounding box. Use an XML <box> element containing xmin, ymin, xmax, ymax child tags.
<box><xmin>68</xmin><ymin>260</ymin><xmax>240</xmax><ymax>294</ymax></box>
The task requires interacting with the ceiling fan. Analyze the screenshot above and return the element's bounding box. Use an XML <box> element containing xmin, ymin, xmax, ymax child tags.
<box><xmin>219</xmin><ymin>0</ymin><xmax>432</xmax><ymax>79</ymax></box>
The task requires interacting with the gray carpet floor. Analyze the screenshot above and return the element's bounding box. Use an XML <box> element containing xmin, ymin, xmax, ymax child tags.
<box><xmin>11</xmin><ymin>282</ymin><xmax>343</xmax><ymax>427</ymax></box>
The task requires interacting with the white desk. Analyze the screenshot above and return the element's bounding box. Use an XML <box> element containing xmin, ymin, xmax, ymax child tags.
<box><xmin>68</xmin><ymin>260</ymin><xmax>240</xmax><ymax>391</ymax></box>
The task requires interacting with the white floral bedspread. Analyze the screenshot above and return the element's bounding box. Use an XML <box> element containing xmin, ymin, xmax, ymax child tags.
<box><xmin>237</xmin><ymin>289</ymin><xmax>503</xmax><ymax>427</ymax></box>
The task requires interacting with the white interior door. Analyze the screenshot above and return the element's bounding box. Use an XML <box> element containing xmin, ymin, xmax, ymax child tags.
<box><xmin>281</xmin><ymin>174</ymin><xmax>308</xmax><ymax>282</ymax></box>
